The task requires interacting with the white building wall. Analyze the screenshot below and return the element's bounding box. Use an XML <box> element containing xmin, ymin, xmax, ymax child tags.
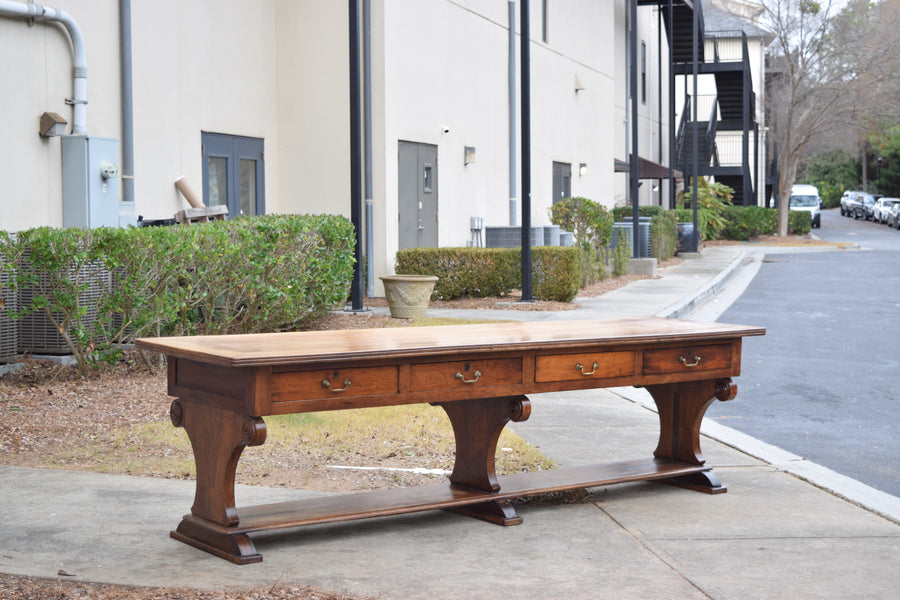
<box><xmin>0</xmin><ymin>0</ymin><xmax>122</xmax><ymax>230</ymax></box>
<box><xmin>1</xmin><ymin>0</ymin><xmax>673</xmax><ymax>285</ymax></box>
<box><xmin>131</xmin><ymin>0</ymin><xmax>281</xmax><ymax>220</ymax></box>
<box><xmin>614</xmin><ymin>4</ymin><xmax>672</xmax><ymax>210</ymax></box>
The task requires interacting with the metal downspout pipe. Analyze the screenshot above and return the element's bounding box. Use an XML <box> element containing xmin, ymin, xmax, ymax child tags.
<box><xmin>0</xmin><ymin>0</ymin><xmax>88</xmax><ymax>133</ymax></box>
<box><xmin>508</xmin><ymin>0</ymin><xmax>517</xmax><ymax>226</ymax></box>
<box><xmin>363</xmin><ymin>0</ymin><xmax>374</xmax><ymax>297</ymax></box>
<box><xmin>119</xmin><ymin>0</ymin><xmax>135</xmax><ymax>206</ymax></box>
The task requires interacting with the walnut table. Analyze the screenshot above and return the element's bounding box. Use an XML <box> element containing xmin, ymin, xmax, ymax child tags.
<box><xmin>136</xmin><ymin>317</ymin><xmax>765</xmax><ymax>564</ymax></box>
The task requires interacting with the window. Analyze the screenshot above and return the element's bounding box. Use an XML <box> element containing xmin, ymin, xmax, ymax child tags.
<box><xmin>201</xmin><ymin>132</ymin><xmax>265</xmax><ymax>218</ymax></box>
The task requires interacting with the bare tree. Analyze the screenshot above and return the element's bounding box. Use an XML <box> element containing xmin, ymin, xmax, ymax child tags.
<box><xmin>764</xmin><ymin>0</ymin><xmax>898</xmax><ymax>234</ymax></box>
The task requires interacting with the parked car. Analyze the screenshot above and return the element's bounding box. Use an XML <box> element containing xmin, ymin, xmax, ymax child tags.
<box><xmin>841</xmin><ymin>190</ymin><xmax>864</xmax><ymax>216</ymax></box>
<box><xmin>888</xmin><ymin>202</ymin><xmax>900</xmax><ymax>228</ymax></box>
<box><xmin>851</xmin><ymin>193</ymin><xmax>878</xmax><ymax>220</ymax></box>
<box><xmin>789</xmin><ymin>184</ymin><xmax>822</xmax><ymax>228</ymax></box>
<box><xmin>873</xmin><ymin>198</ymin><xmax>900</xmax><ymax>223</ymax></box>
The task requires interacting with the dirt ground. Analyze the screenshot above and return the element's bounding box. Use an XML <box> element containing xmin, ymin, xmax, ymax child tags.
<box><xmin>0</xmin><ymin>254</ymin><xmax>708</xmax><ymax>600</ymax></box>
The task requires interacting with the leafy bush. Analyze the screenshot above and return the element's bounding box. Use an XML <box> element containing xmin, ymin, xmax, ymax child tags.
<box><xmin>1</xmin><ymin>215</ymin><xmax>355</xmax><ymax>375</ymax></box>
<box><xmin>531</xmin><ymin>247</ymin><xmax>581</xmax><ymax>302</ymax></box>
<box><xmin>395</xmin><ymin>247</ymin><xmax>519</xmax><ymax>299</ymax></box>
<box><xmin>395</xmin><ymin>246</ymin><xmax>581</xmax><ymax>302</ymax></box>
<box><xmin>649</xmin><ymin>211</ymin><xmax>678</xmax><ymax>261</ymax></box>
<box><xmin>679</xmin><ymin>178</ymin><xmax>733</xmax><ymax>240</ymax></box>
<box><xmin>549</xmin><ymin>197</ymin><xmax>614</xmax><ymax>285</ymax></box>
<box><xmin>611</xmin><ymin>205</ymin><xmax>667</xmax><ymax>222</ymax></box>
<box><xmin>720</xmin><ymin>206</ymin><xmax>778</xmax><ymax>241</ymax></box>
<box><xmin>788</xmin><ymin>210</ymin><xmax>812</xmax><ymax>235</ymax></box>
<box><xmin>549</xmin><ymin>197</ymin><xmax>614</xmax><ymax>250</ymax></box>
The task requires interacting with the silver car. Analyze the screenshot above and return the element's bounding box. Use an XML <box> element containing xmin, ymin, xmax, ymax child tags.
<box><xmin>873</xmin><ymin>198</ymin><xmax>900</xmax><ymax>223</ymax></box>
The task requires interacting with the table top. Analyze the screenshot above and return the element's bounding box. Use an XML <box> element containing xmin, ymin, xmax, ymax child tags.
<box><xmin>135</xmin><ymin>317</ymin><xmax>765</xmax><ymax>368</ymax></box>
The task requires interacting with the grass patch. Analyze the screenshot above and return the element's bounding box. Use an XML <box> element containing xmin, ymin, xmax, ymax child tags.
<box><xmin>51</xmin><ymin>404</ymin><xmax>554</xmax><ymax>488</ymax></box>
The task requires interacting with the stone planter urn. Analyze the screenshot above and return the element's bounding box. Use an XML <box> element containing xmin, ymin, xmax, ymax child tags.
<box><xmin>380</xmin><ymin>274</ymin><xmax>439</xmax><ymax>319</ymax></box>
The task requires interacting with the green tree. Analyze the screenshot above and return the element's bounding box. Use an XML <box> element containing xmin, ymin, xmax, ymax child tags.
<box><xmin>803</xmin><ymin>149</ymin><xmax>859</xmax><ymax>207</ymax></box>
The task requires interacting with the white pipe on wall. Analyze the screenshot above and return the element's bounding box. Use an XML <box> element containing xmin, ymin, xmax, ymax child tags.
<box><xmin>0</xmin><ymin>0</ymin><xmax>87</xmax><ymax>133</ymax></box>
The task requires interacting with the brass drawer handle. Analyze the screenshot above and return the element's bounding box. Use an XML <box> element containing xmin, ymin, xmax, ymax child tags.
<box><xmin>322</xmin><ymin>378</ymin><xmax>352</xmax><ymax>392</ymax></box>
<box><xmin>455</xmin><ymin>370</ymin><xmax>482</xmax><ymax>384</ymax></box>
<box><xmin>575</xmin><ymin>362</ymin><xmax>599</xmax><ymax>376</ymax></box>
<box><xmin>679</xmin><ymin>355</ymin><xmax>702</xmax><ymax>368</ymax></box>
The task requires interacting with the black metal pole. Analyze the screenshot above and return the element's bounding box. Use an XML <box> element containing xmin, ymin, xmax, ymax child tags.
<box><xmin>349</xmin><ymin>0</ymin><xmax>364</xmax><ymax>310</ymax></box>
<box><xmin>668</xmin><ymin>0</ymin><xmax>675</xmax><ymax>210</ymax></box>
<box><xmin>691</xmin><ymin>0</ymin><xmax>699</xmax><ymax>252</ymax></box>
<box><xmin>520</xmin><ymin>0</ymin><xmax>533</xmax><ymax>302</ymax></box>
<box><xmin>630</xmin><ymin>0</ymin><xmax>640</xmax><ymax>259</ymax></box>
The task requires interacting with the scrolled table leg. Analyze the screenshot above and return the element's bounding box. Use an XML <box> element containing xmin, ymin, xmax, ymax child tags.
<box><xmin>645</xmin><ymin>378</ymin><xmax>736</xmax><ymax>494</ymax></box>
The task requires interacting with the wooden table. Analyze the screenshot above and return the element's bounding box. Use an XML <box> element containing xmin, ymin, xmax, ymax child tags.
<box><xmin>136</xmin><ymin>317</ymin><xmax>764</xmax><ymax>564</ymax></box>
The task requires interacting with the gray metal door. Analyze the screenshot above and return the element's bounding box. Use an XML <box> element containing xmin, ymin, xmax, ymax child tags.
<box><xmin>552</xmin><ymin>161</ymin><xmax>571</xmax><ymax>204</ymax></box>
<box><xmin>399</xmin><ymin>141</ymin><xmax>438</xmax><ymax>249</ymax></box>
<box><xmin>201</xmin><ymin>132</ymin><xmax>265</xmax><ymax>217</ymax></box>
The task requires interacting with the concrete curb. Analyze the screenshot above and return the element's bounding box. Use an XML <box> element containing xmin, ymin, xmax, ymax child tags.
<box><xmin>655</xmin><ymin>248</ymin><xmax>749</xmax><ymax>319</ymax></box>
<box><xmin>609</xmin><ymin>385</ymin><xmax>900</xmax><ymax>525</ymax></box>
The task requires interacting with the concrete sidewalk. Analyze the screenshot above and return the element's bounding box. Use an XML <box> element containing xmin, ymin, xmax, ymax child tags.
<box><xmin>2</xmin><ymin>243</ymin><xmax>899</xmax><ymax>600</ymax></box>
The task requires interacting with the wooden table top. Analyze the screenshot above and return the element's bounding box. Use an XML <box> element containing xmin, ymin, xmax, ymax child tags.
<box><xmin>135</xmin><ymin>317</ymin><xmax>765</xmax><ymax>368</ymax></box>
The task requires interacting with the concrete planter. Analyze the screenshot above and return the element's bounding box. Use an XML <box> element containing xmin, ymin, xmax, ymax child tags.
<box><xmin>380</xmin><ymin>275</ymin><xmax>438</xmax><ymax>319</ymax></box>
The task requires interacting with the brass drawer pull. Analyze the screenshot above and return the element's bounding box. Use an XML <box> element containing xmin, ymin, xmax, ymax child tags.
<box><xmin>679</xmin><ymin>355</ymin><xmax>702</xmax><ymax>368</ymax></box>
<box><xmin>322</xmin><ymin>378</ymin><xmax>352</xmax><ymax>392</ymax></box>
<box><xmin>455</xmin><ymin>370</ymin><xmax>482</xmax><ymax>384</ymax></box>
<box><xmin>575</xmin><ymin>362</ymin><xmax>599</xmax><ymax>376</ymax></box>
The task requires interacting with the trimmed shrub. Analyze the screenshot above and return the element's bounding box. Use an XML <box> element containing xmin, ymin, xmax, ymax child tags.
<box><xmin>0</xmin><ymin>215</ymin><xmax>355</xmax><ymax>374</ymax></box>
<box><xmin>788</xmin><ymin>210</ymin><xmax>812</xmax><ymax>235</ymax></box>
<box><xmin>395</xmin><ymin>247</ymin><xmax>519</xmax><ymax>299</ymax></box>
<box><xmin>549</xmin><ymin>197</ymin><xmax>614</xmax><ymax>286</ymax></box>
<box><xmin>611</xmin><ymin>205</ymin><xmax>667</xmax><ymax>222</ymax></box>
<box><xmin>649</xmin><ymin>211</ymin><xmax>678</xmax><ymax>261</ymax></box>
<box><xmin>532</xmin><ymin>246</ymin><xmax>581</xmax><ymax>302</ymax></box>
<box><xmin>720</xmin><ymin>206</ymin><xmax>778</xmax><ymax>241</ymax></box>
<box><xmin>395</xmin><ymin>246</ymin><xmax>581</xmax><ymax>302</ymax></box>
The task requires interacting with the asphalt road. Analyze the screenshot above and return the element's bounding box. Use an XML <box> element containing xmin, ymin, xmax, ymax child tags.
<box><xmin>706</xmin><ymin>208</ymin><xmax>900</xmax><ymax>497</ymax></box>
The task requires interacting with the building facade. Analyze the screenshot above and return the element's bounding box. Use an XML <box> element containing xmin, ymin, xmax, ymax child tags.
<box><xmin>1</xmin><ymin>0</ymin><xmax>681</xmax><ymax>292</ymax></box>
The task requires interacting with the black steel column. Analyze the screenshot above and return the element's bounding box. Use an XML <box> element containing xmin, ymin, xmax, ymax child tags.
<box><xmin>630</xmin><ymin>0</ymin><xmax>640</xmax><ymax>258</ymax></box>
<box><xmin>349</xmin><ymin>0</ymin><xmax>364</xmax><ymax>310</ymax></box>
<box><xmin>691</xmin><ymin>0</ymin><xmax>699</xmax><ymax>252</ymax></box>
<box><xmin>520</xmin><ymin>0</ymin><xmax>533</xmax><ymax>301</ymax></box>
<box><xmin>668</xmin><ymin>0</ymin><xmax>675</xmax><ymax>210</ymax></box>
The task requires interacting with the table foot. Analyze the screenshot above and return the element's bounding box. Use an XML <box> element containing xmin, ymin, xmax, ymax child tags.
<box><xmin>446</xmin><ymin>498</ymin><xmax>523</xmax><ymax>526</ymax></box>
<box><xmin>171</xmin><ymin>516</ymin><xmax>262</xmax><ymax>564</ymax></box>
<box><xmin>660</xmin><ymin>470</ymin><xmax>726</xmax><ymax>494</ymax></box>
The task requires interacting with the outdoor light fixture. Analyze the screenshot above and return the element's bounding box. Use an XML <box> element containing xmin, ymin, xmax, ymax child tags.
<box><xmin>574</xmin><ymin>75</ymin><xmax>585</xmax><ymax>93</ymax></box>
<box><xmin>464</xmin><ymin>146</ymin><xmax>476</xmax><ymax>165</ymax></box>
<box><xmin>579</xmin><ymin>163</ymin><xmax>588</xmax><ymax>176</ymax></box>
<box><xmin>652</xmin><ymin>184</ymin><xmax>659</xmax><ymax>192</ymax></box>
<box><xmin>39</xmin><ymin>112</ymin><xmax>67</xmax><ymax>137</ymax></box>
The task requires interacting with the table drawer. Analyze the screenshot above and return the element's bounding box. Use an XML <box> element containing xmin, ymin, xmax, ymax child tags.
<box><xmin>270</xmin><ymin>366</ymin><xmax>399</xmax><ymax>402</ymax></box>
<box><xmin>642</xmin><ymin>344</ymin><xmax>732</xmax><ymax>375</ymax></box>
<box><xmin>410</xmin><ymin>358</ymin><xmax>523</xmax><ymax>392</ymax></box>
<box><xmin>535</xmin><ymin>351</ymin><xmax>635</xmax><ymax>383</ymax></box>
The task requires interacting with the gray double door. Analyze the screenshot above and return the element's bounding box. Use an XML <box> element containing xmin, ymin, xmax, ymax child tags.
<box><xmin>399</xmin><ymin>141</ymin><xmax>438</xmax><ymax>249</ymax></box>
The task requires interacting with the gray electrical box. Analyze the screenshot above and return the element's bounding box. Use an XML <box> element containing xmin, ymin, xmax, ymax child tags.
<box><xmin>61</xmin><ymin>135</ymin><xmax>134</xmax><ymax>228</ymax></box>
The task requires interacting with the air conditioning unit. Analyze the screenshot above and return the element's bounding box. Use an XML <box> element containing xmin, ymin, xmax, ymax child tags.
<box><xmin>16</xmin><ymin>250</ymin><xmax>110</xmax><ymax>355</ymax></box>
<box><xmin>0</xmin><ymin>266</ymin><xmax>18</xmax><ymax>363</ymax></box>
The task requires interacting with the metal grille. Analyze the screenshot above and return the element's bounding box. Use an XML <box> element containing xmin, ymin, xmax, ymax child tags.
<box><xmin>17</xmin><ymin>251</ymin><xmax>110</xmax><ymax>355</ymax></box>
<box><xmin>0</xmin><ymin>267</ymin><xmax>18</xmax><ymax>362</ymax></box>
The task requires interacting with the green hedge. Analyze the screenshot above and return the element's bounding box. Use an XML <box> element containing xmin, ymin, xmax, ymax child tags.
<box><xmin>0</xmin><ymin>214</ymin><xmax>355</xmax><ymax>374</ymax></box>
<box><xmin>395</xmin><ymin>246</ymin><xmax>581</xmax><ymax>302</ymax></box>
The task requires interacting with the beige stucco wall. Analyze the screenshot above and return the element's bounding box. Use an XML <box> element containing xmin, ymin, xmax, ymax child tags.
<box><xmin>132</xmin><ymin>0</ymin><xmax>280</xmax><ymax>220</ymax></box>
<box><xmin>0</xmin><ymin>0</ymin><xmax>122</xmax><ymax>230</ymax></box>
<box><xmin>1</xmin><ymin>0</ymin><xmax>674</xmax><ymax>286</ymax></box>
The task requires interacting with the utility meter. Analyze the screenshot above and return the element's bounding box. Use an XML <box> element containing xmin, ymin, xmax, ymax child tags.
<box><xmin>100</xmin><ymin>161</ymin><xmax>119</xmax><ymax>180</ymax></box>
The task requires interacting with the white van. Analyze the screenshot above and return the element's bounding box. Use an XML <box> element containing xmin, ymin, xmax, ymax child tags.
<box><xmin>789</xmin><ymin>184</ymin><xmax>822</xmax><ymax>229</ymax></box>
